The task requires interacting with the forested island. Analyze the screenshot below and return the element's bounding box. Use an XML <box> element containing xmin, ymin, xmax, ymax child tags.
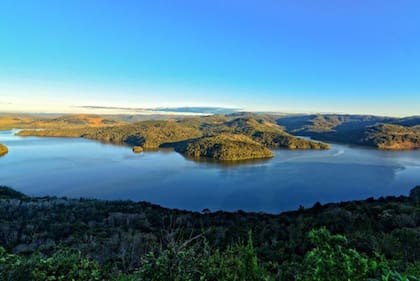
<box><xmin>0</xmin><ymin>185</ymin><xmax>419</xmax><ymax>280</ymax></box>
<box><xmin>0</xmin><ymin>143</ymin><xmax>8</xmax><ymax>156</ymax></box>
<box><xmin>174</xmin><ymin>134</ymin><xmax>274</xmax><ymax>160</ymax></box>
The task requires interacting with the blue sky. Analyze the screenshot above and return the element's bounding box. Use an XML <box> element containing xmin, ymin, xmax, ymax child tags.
<box><xmin>0</xmin><ymin>1</ymin><xmax>419</xmax><ymax>116</ymax></box>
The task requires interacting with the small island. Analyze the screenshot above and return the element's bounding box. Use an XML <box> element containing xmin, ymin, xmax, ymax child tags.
<box><xmin>176</xmin><ymin>134</ymin><xmax>274</xmax><ymax>161</ymax></box>
<box><xmin>132</xmin><ymin>146</ymin><xmax>143</xmax><ymax>153</ymax></box>
<box><xmin>0</xmin><ymin>144</ymin><xmax>8</xmax><ymax>156</ymax></box>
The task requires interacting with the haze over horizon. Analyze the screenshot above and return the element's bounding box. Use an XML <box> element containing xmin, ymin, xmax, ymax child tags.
<box><xmin>1</xmin><ymin>1</ymin><xmax>420</xmax><ymax>116</ymax></box>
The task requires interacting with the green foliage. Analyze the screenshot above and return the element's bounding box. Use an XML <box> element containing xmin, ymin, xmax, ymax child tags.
<box><xmin>2</xmin><ymin>232</ymin><xmax>417</xmax><ymax>281</ymax></box>
<box><xmin>0</xmin><ymin>247</ymin><xmax>102</xmax><ymax>281</ymax></box>
<box><xmin>137</xmin><ymin>231</ymin><xmax>270</xmax><ymax>281</ymax></box>
<box><xmin>0</xmin><ymin>186</ymin><xmax>419</xmax><ymax>280</ymax></box>
<box><xmin>0</xmin><ymin>234</ymin><xmax>272</xmax><ymax>281</ymax></box>
<box><xmin>31</xmin><ymin>249</ymin><xmax>102</xmax><ymax>281</ymax></box>
<box><xmin>0</xmin><ymin>246</ymin><xmax>32</xmax><ymax>281</ymax></box>
<box><xmin>138</xmin><ymin>245</ymin><xmax>204</xmax><ymax>280</ymax></box>
<box><xmin>202</xmin><ymin>233</ymin><xmax>270</xmax><ymax>281</ymax></box>
<box><xmin>300</xmin><ymin>228</ymin><xmax>389</xmax><ymax>281</ymax></box>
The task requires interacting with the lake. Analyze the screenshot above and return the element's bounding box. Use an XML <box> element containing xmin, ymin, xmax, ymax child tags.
<box><xmin>0</xmin><ymin>129</ymin><xmax>419</xmax><ymax>213</ymax></box>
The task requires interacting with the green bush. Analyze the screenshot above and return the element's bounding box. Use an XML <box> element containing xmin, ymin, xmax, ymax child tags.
<box><xmin>300</xmin><ymin>228</ymin><xmax>389</xmax><ymax>281</ymax></box>
<box><xmin>137</xmin><ymin>232</ymin><xmax>270</xmax><ymax>281</ymax></box>
<box><xmin>0</xmin><ymin>247</ymin><xmax>102</xmax><ymax>281</ymax></box>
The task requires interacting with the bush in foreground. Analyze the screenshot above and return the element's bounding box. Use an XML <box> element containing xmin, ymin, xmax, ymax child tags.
<box><xmin>1</xmin><ymin>229</ymin><xmax>418</xmax><ymax>281</ymax></box>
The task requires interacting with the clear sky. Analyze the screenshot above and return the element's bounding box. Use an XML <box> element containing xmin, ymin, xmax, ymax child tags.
<box><xmin>0</xmin><ymin>1</ymin><xmax>419</xmax><ymax>116</ymax></box>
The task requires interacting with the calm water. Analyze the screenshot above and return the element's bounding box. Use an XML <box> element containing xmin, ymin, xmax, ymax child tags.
<box><xmin>1</xmin><ymin>129</ymin><xmax>419</xmax><ymax>213</ymax></box>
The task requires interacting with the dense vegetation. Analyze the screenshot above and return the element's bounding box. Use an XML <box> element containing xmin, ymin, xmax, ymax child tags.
<box><xmin>175</xmin><ymin>134</ymin><xmax>274</xmax><ymax>160</ymax></box>
<box><xmin>364</xmin><ymin>124</ymin><xmax>420</xmax><ymax>149</ymax></box>
<box><xmin>0</xmin><ymin>185</ymin><xmax>419</xmax><ymax>280</ymax></box>
<box><xmin>17</xmin><ymin>113</ymin><xmax>328</xmax><ymax>161</ymax></box>
<box><xmin>80</xmin><ymin>120</ymin><xmax>203</xmax><ymax>149</ymax></box>
<box><xmin>0</xmin><ymin>143</ymin><xmax>8</xmax><ymax>156</ymax></box>
<box><xmin>277</xmin><ymin>114</ymin><xmax>420</xmax><ymax>150</ymax></box>
<box><xmin>193</xmin><ymin>115</ymin><xmax>329</xmax><ymax>150</ymax></box>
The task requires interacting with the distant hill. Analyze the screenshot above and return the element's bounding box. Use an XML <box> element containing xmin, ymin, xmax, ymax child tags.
<box><xmin>154</xmin><ymin>106</ymin><xmax>239</xmax><ymax>115</ymax></box>
<box><xmin>0</xmin><ymin>114</ymin><xmax>125</xmax><ymax>130</ymax></box>
<box><xmin>179</xmin><ymin>113</ymin><xmax>329</xmax><ymax>149</ymax></box>
<box><xmin>276</xmin><ymin>114</ymin><xmax>393</xmax><ymax>133</ymax></box>
<box><xmin>78</xmin><ymin>105</ymin><xmax>240</xmax><ymax>115</ymax></box>
<box><xmin>364</xmin><ymin>123</ymin><xmax>420</xmax><ymax>149</ymax></box>
<box><xmin>277</xmin><ymin>114</ymin><xmax>420</xmax><ymax>150</ymax></box>
<box><xmin>37</xmin><ymin>114</ymin><xmax>122</xmax><ymax>127</ymax></box>
<box><xmin>0</xmin><ymin>115</ymin><xmax>38</xmax><ymax>130</ymax></box>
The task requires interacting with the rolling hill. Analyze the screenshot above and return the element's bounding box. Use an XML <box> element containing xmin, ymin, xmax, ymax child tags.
<box><xmin>277</xmin><ymin>114</ymin><xmax>420</xmax><ymax>150</ymax></box>
<box><xmin>0</xmin><ymin>114</ymin><xmax>124</xmax><ymax>130</ymax></box>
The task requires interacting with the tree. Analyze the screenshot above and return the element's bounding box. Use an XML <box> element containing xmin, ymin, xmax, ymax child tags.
<box><xmin>301</xmin><ymin>228</ymin><xmax>375</xmax><ymax>281</ymax></box>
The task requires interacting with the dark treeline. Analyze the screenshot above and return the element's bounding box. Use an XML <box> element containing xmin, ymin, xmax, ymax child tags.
<box><xmin>0</xmin><ymin>185</ymin><xmax>419</xmax><ymax>280</ymax></box>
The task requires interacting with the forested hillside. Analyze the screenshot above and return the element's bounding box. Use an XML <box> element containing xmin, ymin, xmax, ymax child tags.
<box><xmin>0</xmin><ymin>186</ymin><xmax>419</xmax><ymax>280</ymax></box>
<box><xmin>277</xmin><ymin>114</ymin><xmax>420</xmax><ymax>149</ymax></box>
<box><xmin>174</xmin><ymin>133</ymin><xmax>274</xmax><ymax>160</ymax></box>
